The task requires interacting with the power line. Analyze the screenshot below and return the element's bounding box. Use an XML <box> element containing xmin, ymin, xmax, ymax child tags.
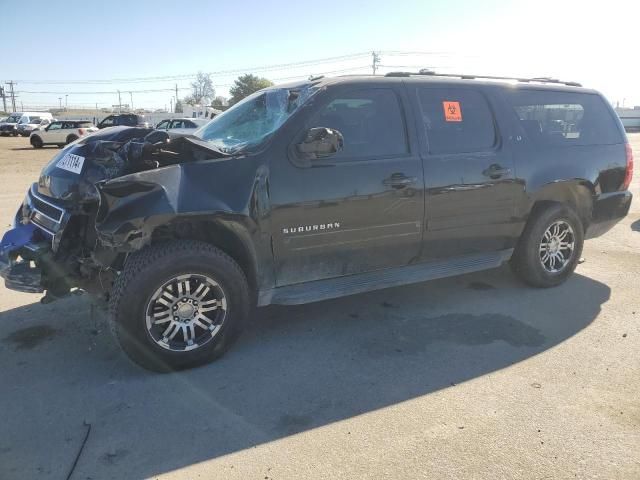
<box><xmin>11</xmin><ymin>52</ymin><xmax>373</xmax><ymax>85</ymax></box>
<box><xmin>15</xmin><ymin>65</ymin><xmax>373</xmax><ymax>96</ymax></box>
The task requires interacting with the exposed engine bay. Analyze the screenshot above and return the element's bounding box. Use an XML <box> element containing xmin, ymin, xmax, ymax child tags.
<box><xmin>0</xmin><ymin>127</ymin><xmax>230</xmax><ymax>302</ymax></box>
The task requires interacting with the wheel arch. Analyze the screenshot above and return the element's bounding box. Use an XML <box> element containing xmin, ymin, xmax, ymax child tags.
<box><xmin>150</xmin><ymin>218</ymin><xmax>260</xmax><ymax>294</ymax></box>
<box><xmin>527</xmin><ymin>180</ymin><xmax>594</xmax><ymax>229</ymax></box>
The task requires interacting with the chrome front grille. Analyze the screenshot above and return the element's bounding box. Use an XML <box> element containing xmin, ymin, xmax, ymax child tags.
<box><xmin>28</xmin><ymin>185</ymin><xmax>66</xmax><ymax>238</ymax></box>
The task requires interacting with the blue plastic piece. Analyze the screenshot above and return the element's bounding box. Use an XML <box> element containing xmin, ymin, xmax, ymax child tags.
<box><xmin>0</xmin><ymin>223</ymin><xmax>38</xmax><ymax>258</ymax></box>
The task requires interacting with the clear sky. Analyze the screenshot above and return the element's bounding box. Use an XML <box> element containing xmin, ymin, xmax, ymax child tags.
<box><xmin>2</xmin><ymin>0</ymin><xmax>639</xmax><ymax>111</ymax></box>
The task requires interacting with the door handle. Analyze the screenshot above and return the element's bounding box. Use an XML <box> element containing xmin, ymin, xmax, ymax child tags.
<box><xmin>482</xmin><ymin>164</ymin><xmax>512</xmax><ymax>179</ymax></box>
<box><xmin>383</xmin><ymin>173</ymin><xmax>417</xmax><ymax>189</ymax></box>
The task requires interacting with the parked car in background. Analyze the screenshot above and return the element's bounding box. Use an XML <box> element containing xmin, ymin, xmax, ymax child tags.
<box><xmin>17</xmin><ymin>117</ymin><xmax>53</xmax><ymax>137</ymax></box>
<box><xmin>0</xmin><ymin>112</ymin><xmax>54</xmax><ymax>136</ymax></box>
<box><xmin>97</xmin><ymin>113</ymin><xmax>149</xmax><ymax>129</ymax></box>
<box><xmin>29</xmin><ymin>120</ymin><xmax>98</xmax><ymax>148</ymax></box>
<box><xmin>155</xmin><ymin>118</ymin><xmax>208</xmax><ymax>138</ymax></box>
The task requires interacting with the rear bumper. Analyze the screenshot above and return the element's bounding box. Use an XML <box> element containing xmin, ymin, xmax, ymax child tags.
<box><xmin>586</xmin><ymin>191</ymin><xmax>633</xmax><ymax>239</ymax></box>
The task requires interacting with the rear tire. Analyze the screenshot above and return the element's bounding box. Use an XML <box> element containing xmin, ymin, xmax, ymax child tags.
<box><xmin>110</xmin><ymin>240</ymin><xmax>250</xmax><ymax>372</ymax></box>
<box><xmin>30</xmin><ymin>136</ymin><xmax>43</xmax><ymax>148</ymax></box>
<box><xmin>510</xmin><ymin>203</ymin><xmax>584</xmax><ymax>288</ymax></box>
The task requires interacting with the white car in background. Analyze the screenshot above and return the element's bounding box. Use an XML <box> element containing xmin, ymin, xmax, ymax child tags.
<box><xmin>30</xmin><ymin>120</ymin><xmax>98</xmax><ymax>148</ymax></box>
<box><xmin>17</xmin><ymin>117</ymin><xmax>53</xmax><ymax>137</ymax></box>
<box><xmin>155</xmin><ymin>118</ymin><xmax>208</xmax><ymax>138</ymax></box>
<box><xmin>1</xmin><ymin>112</ymin><xmax>54</xmax><ymax>136</ymax></box>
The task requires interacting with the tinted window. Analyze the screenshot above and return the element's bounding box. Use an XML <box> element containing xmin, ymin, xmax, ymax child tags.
<box><xmin>171</xmin><ymin>120</ymin><xmax>185</xmax><ymax>129</ymax></box>
<box><xmin>416</xmin><ymin>88</ymin><xmax>496</xmax><ymax>154</ymax></box>
<box><xmin>308</xmin><ymin>88</ymin><xmax>407</xmax><ymax>158</ymax></box>
<box><xmin>100</xmin><ymin>116</ymin><xmax>114</xmax><ymax>127</ymax></box>
<box><xmin>48</xmin><ymin>122</ymin><xmax>62</xmax><ymax>130</ymax></box>
<box><xmin>504</xmin><ymin>90</ymin><xmax>623</xmax><ymax>146</ymax></box>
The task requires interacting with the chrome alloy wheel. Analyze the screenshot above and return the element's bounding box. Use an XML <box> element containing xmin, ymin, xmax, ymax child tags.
<box><xmin>539</xmin><ymin>220</ymin><xmax>575</xmax><ymax>273</ymax></box>
<box><xmin>145</xmin><ymin>274</ymin><xmax>227</xmax><ymax>352</ymax></box>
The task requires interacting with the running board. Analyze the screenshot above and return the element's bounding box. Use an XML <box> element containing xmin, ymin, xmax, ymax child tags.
<box><xmin>258</xmin><ymin>249</ymin><xmax>513</xmax><ymax>306</ymax></box>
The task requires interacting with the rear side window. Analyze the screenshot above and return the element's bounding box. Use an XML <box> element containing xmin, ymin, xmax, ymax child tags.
<box><xmin>416</xmin><ymin>88</ymin><xmax>496</xmax><ymax>154</ymax></box>
<box><xmin>504</xmin><ymin>90</ymin><xmax>623</xmax><ymax>146</ymax></box>
<box><xmin>78</xmin><ymin>121</ymin><xmax>93</xmax><ymax>128</ymax></box>
<box><xmin>307</xmin><ymin>88</ymin><xmax>408</xmax><ymax>159</ymax></box>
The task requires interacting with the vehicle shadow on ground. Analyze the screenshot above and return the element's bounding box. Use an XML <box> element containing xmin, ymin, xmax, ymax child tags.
<box><xmin>0</xmin><ymin>267</ymin><xmax>609</xmax><ymax>478</ymax></box>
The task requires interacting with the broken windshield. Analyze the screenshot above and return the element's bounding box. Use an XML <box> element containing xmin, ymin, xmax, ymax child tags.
<box><xmin>194</xmin><ymin>85</ymin><xmax>318</xmax><ymax>154</ymax></box>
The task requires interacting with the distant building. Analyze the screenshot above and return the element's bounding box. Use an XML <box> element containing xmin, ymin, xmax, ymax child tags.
<box><xmin>182</xmin><ymin>105</ymin><xmax>223</xmax><ymax>119</ymax></box>
<box><xmin>615</xmin><ymin>107</ymin><xmax>640</xmax><ymax>131</ymax></box>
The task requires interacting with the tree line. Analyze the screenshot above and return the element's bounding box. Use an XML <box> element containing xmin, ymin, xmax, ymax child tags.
<box><xmin>176</xmin><ymin>71</ymin><xmax>273</xmax><ymax>113</ymax></box>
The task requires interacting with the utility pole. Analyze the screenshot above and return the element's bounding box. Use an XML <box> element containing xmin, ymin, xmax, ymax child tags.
<box><xmin>5</xmin><ymin>81</ymin><xmax>17</xmax><ymax>112</ymax></box>
<box><xmin>129</xmin><ymin>92</ymin><xmax>133</xmax><ymax>111</ymax></box>
<box><xmin>65</xmin><ymin>94</ymin><xmax>68</xmax><ymax>110</ymax></box>
<box><xmin>0</xmin><ymin>86</ymin><xmax>6</xmax><ymax>113</ymax></box>
<box><xmin>117</xmin><ymin>90</ymin><xmax>122</xmax><ymax>113</ymax></box>
<box><xmin>175</xmin><ymin>84</ymin><xmax>179</xmax><ymax>112</ymax></box>
<box><xmin>371</xmin><ymin>51</ymin><xmax>381</xmax><ymax>75</ymax></box>
<box><xmin>170</xmin><ymin>97</ymin><xmax>174</xmax><ymax>114</ymax></box>
<box><xmin>58</xmin><ymin>97</ymin><xmax>62</xmax><ymax>109</ymax></box>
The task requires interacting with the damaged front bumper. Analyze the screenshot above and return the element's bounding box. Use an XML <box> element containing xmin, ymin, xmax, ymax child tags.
<box><xmin>1</xmin><ymin>184</ymin><xmax>71</xmax><ymax>294</ymax></box>
<box><xmin>0</xmin><ymin>222</ymin><xmax>50</xmax><ymax>293</ymax></box>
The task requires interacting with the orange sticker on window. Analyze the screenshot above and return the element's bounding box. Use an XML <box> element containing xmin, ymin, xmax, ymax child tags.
<box><xmin>443</xmin><ymin>101</ymin><xmax>462</xmax><ymax>122</ymax></box>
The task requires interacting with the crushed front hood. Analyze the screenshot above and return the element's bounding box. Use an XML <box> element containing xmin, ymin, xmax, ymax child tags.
<box><xmin>35</xmin><ymin>127</ymin><xmax>227</xmax><ymax>205</ymax></box>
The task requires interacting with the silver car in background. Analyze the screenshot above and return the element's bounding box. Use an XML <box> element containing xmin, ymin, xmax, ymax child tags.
<box><xmin>155</xmin><ymin>118</ymin><xmax>208</xmax><ymax>138</ymax></box>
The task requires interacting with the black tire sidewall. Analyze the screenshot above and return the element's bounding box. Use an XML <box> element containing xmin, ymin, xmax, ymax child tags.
<box><xmin>112</xmin><ymin>243</ymin><xmax>250</xmax><ymax>372</ymax></box>
<box><xmin>30</xmin><ymin>136</ymin><xmax>42</xmax><ymax>148</ymax></box>
<box><xmin>512</xmin><ymin>204</ymin><xmax>584</xmax><ymax>287</ymax></box>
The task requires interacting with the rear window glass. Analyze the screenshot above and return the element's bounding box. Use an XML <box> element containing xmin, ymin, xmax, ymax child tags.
<box><xmin>504</xmin><ymin>90</ymin><xmax>623</xmax><ymax>146</ymax></box>
<box><xmin>416</xmin><ymin>88</ymin><xmax>496</xmax><ymax>154</ymax></box>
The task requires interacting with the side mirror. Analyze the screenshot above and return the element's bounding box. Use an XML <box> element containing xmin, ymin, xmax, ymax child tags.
<box><xmin>296</xmin><ymin>127</ymin><xmax>344</xmax><ymax>160</ymax></box>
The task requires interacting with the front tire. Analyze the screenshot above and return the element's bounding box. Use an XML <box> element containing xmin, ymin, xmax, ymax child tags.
<box><xmin>110</xmin><ymin>240</ymin><xmax>250</xmax><ymax>372</ymax></box>
<box><xmin>30</xmin><ymin>136</ymin><xmax>43</xmax><ymax>148</ymax></box>
<box><xmin>511</xmin><ymin>203</ymin><xmax>584</xmax><ymax>288</ymax></box>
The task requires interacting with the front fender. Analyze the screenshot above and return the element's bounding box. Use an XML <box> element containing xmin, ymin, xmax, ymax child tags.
<box><xmin>96</xmin><ymin>161</ymin><xmax>251</xmax><ymax>251</ymax></box>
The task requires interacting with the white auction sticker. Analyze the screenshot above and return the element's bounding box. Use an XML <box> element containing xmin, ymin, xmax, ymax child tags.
<box><xmin>56</xmin><ymin>153</ymin><xmax>85</xmax><ymax>174</ymax></box>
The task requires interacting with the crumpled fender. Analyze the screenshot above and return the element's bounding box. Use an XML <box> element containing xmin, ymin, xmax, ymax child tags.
<box><xmin>95</xmin><ymin>158</ymin><xmax>261</xmax><ymax>252</ymax></box>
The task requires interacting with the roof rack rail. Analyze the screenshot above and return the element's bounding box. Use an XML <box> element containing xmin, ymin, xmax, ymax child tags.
<box><xmin>384</xmin><ymin>70</ymin><xmax>582</xmax><ymax>87</ymax></box>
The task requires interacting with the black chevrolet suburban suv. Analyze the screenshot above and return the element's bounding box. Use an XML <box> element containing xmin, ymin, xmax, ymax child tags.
<box><xmin>0</xmin><ymin>73</ymin><xmax>633</xmax><ymax>371</ymax></box>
